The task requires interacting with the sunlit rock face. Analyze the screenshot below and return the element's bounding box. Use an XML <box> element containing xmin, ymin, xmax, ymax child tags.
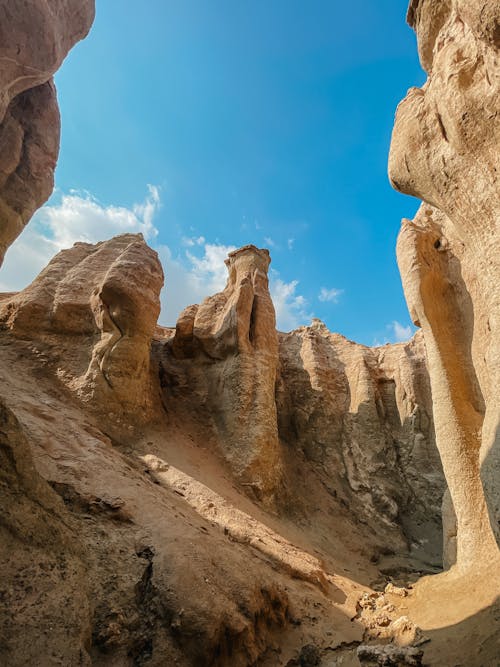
<box><xmin>0</xmin><ymin>0</ymin><xmax>95</xmax><ymax>264</ymax></box>
<box><xmin>161</xmin><ymin>245</ymin><xmax>444</xmax><ymax>552</ymax></box>
<box><xmin>0</xmin><ymin>233</ymin><xmax>164</xmax><ymax>419</ymax></box>
<box><xmin>165</xmin><ymin>245</ymin><xmax>284</xmax><ymax>502</ymax></box>
<box><xmin>390</xmin><ymin>0</ymin><xmax>500</xmax><ymax>569</ymax></box>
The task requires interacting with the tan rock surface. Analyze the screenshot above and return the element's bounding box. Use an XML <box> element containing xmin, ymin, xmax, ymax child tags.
<box><xmin>277</xmin><ymin>321</ymin><xmax>444</xmax><ymax>555</ymax></box>
<box><xmin>0</xmin><ymin>233</ymin><xmax>492</xmax><ymax>665</ymax></box>
<box><xmin>1</xmin><ymin>0</ymin><xmax>499</xmax><ymax>664</ymax></box>
<box><xmin>166</xmin><ymin>245</ymin><xmax>283</xmax><ymax>502</ymax></box>
<box><xmin>389</xmin><ymin>0</ymin><xmax>500</xmax><ymax>570</ymax></box>
<box><xmin>0</xmin><ymin>0</ymin><xmax>95</xmax><ymax>264</ymax></box>
<box><xmin>0</xmin><ymin>233</ymin><xmax>164</xmax><ymax>419</ymax></box>
<box><xmin>0</xmin><ymin>313</ymin><xmax>371</xmax><ymax>666</ymax></box>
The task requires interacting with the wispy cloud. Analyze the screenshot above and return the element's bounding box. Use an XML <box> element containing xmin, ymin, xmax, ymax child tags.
<box><xmin>287</xmin><ymin>238</ymin><xmax>295</xmax><ymax>250</ymax></box>
<box><xmin>391</xmin><ymin>320</ymin><xmax>413</xmax><ymax>342</ymax></box>
<box><xmin>182</xmin><ymin>235</ymin><xmax>205</xmax><ymax>247</ymax></box>
<box><xmin>318</xmin><ymin>286</ymin><xmax>343</xmax><ymax>303</ymax></box>
<box><xmin>0</xmin><ymin>185</ymin><xmax>161</xmax><ymax>292</ymax></box>
<box><xmin>0</xmin><ymin>186</ymin><xmax>312</xmax><ymax>332</ymax></box>
<box><xmin>372</xmin><ymin>320</ymin><xmax>415</xmax><ymax>346</ymax></box>
<box><xmin>270</xmin><ymin>272</ymin><xmax>312</xmax><ymax>332</ymax></box>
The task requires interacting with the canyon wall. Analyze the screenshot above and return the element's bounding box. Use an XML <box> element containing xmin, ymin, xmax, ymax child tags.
<box><xmin>389</xmin><ymin>0</ymin><xmax>500</xmax><ymax>570</ymax></box>
<box><xmin>1</xmin><ymin>236</ymin><xmax>441</xmax><ymax>665</ymax></box>
<box><xmin>276</xmin><ymin>321</ymin><xmax>442</xmax><ymax>550</ymax></box>
<box><xmin>160</xmin><ymin>247</ymin><xmax>444</xmax><ymax>555</ymax></box>
<box><xmin>1</xmin><ymin>0</ymin><xmax>498</xmax><ymax>664</ymax></box>
<box><xmin>0</xmin><ymin>0</ymin><xmax>95</xmax><ymax>265</ymax></box>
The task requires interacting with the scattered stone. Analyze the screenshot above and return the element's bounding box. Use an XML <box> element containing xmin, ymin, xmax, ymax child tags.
<box><xmin>357</xmin><ymin>643</ymin><xmax>423</xmax><ymax>666</ymax></box>
<box><xmin>385</xmin><ymin>583</ymin><xmax>408</xmax><ymax>598</ymax></box>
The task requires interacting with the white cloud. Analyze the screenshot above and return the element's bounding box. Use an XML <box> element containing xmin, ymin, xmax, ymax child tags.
<box><xmin>270</xmin><ymin>275</ymin><xmax>312</xmax><ymax>332</ymax></box>
<box><xmin>372</xmin><ymin>320</ymin><xmax>415</xmax><ymax>346</ymax></box>
<box><xmin>186</xmin><ymin>243</ymin><xmax>237</xmax><ymax>293</ymax></box>
<box><xmin>0</xmin><ymin>185</ymin><xmax>160</xmax><ymax>292</ymax></box>
<box><xmin>287</xmin><ymin>238</ymin><xmax>295</xmax><ymax>250</ymax></box>
<box><xmin>0</xmin><ymin>186</ymin><xmax>312</xmax><ymax>333</ymax></box>
<box><xmin>391</xmin><ymin>320</ymin><xmax>413</xmax><ymax>342</ymax></box>
<box><xmin>182</xmin><ymin>235</ymin><xmax>205</xmax><ymax>247</ymax></box>
<box><xmin>264</xmin><ymin>236</ymin><xmax>275</xmax><ymax>248</ymax></box>
<box><xmin>318</xmin><ymin>286</ymin><xmax>343</xmax><ymax>303</ymax></box>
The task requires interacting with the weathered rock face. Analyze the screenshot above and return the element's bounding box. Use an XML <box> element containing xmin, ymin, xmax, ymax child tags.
<box><xmin>389</xmin><ymin>0</ymin><xmax>500</xmax><ymax>569</ymax></box>
<box><xmin>0</xmin><ymin>399</ymin><xmax>92</xmax><ymax>665</ymax></box>
<box><xmin>0</xmin><ymin>233</ymin><xmax>164</xmax><ymax>418</ymax></box>
<box><xmin>160</xmin><ymin>246</ymin><xmax>443</xmax><ymax>554</ymax></box>
<box><xmin>0</xmin><ymin>0</ymin><xmax>95</xmax><ymax>264</ymax></box>
<box><xmin>164</xmin><ymin>245</ymin><xmax>283</xmax><ymax>502</ymax></box>
<box><xmin>277</xmin><ymin>321</ymin><xmax>443</xmax><ymax>550</ymax></box>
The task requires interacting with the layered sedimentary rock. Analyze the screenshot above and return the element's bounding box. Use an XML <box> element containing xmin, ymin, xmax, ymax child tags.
<box><xmin>165</xmin><ymin>245</ymin><xmax>283</xmax><ymax>501</ymax></box>
<box><xmin>0</xmin><ymin>233</ymin><xmax>164</xmax><ymax>418</ymax></box>
<box><xmin>277</xmin><ymin>321</ymin><xmax>443</xmax><ymax>548</ymax></box>
<box><xmin>0</xmin><ymin>0</ymin><xmax>95</xmax><ymax>264</ymax></box>
<box><xmin>389</xmin><ymin>0</ymin><xmax>500</xmax><ymax>570</ymax></box>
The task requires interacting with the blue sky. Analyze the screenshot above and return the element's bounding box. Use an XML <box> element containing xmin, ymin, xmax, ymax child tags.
<box><xmin>1</xmin><ymin>1</ymin><xmax>425</xmax><ymax>345</ymax></box>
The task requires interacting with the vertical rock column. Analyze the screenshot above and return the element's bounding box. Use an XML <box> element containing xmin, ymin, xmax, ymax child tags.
<box><xmin>389</xmin><ymin>0</ymin><xmax>500</xmax><ymax>569</ymax></box>
<box><xmin>172</xmin><ymin>245</ymin><xmax>283</xmax><ymax>501</ymax></box>
<box><xmin>396</xmin><ymin>211</ymin><xmax>497</xmax><ymax>570</ymax></box>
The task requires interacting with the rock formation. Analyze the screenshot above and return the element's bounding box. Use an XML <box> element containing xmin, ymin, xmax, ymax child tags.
<box><xmin>158</xmin><ymin>246</ymin><xmax>443</xmax><ymax>549</ymax></box>
<box><xmin>0</xmin><ymin>236</ymin><xmax>446</xmax><ymax>665</ymax></box>
<box><xmin>1</xmin><ymin>0</ymin><xmax>499</xmax><ymax>664</ymax></box>
<box><xmin>165</xmin><ymin>245</ymin><xmax>283</xmax><ymax>502</ymax></box>
<box><xmin>0</xmin><ymin>233</ymin><xmax>164</xmax><ymax>419</ymax></box>
<box><xmin>0</xmin><ymin>0</ymin><xmax>95</xmax><ymax>264</ymax></box>
<box><xmin>276</xmin><ymin>321</ymin><xmax>443</xmax><ymax>551</ymax></box>
<box><xmin>389</xmin><ymin>0</ymin><xmax>500</xmax><ymax>570</ymax></box>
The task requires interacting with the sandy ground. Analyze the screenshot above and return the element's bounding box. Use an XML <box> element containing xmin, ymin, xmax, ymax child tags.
<box><xmin>0</xmin><ymin>331</ymin><xmax>499</xmax><ymax>665</ymax></box>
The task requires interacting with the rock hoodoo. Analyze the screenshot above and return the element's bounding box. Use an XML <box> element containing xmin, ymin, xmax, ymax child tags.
<box><xmin>166</xmin><ymin>245</ymin><xmax>283</xmax><ymax>502</ymax></box>
<box><xmin>389</xmin><ymin>0</ymin><xmax>500</xmax><ymax>570</ymax></box>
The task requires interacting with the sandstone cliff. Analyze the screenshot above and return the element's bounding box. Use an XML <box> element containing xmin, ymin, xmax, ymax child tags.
<box><xmin>0</xmin><ymin>0</ymin><xmax>95</xmax><ymax>265</ymax></box>
<box><xmin>389</xmin><ymin>0</ymin><xmax>500</xmax><ymax>572</ymax></box>
<box><xmin>0</xmin><ymin>237</ymin><xmax>446</xmax><ymax>665</ymax></box>
<box><xmin>158</xmin><ymin>246</ymin><xmax>443</xmax><ymax>557</ymax></box>
<box><xmin>1</xmin><ymin>1</ymin><xmax>499</xmax><ymax>665</ymax></box>
<box><xmin>276</xmin><ymin>322</ymin><xmax>442</xmax><ymax>551</ymax></box>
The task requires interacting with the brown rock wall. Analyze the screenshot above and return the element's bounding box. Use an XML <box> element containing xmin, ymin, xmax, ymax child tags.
<box><xmin>276</xmin><ymin>321</ymin><xmax>443</xmax><ymax>550</ymax></box>
<box><xmin>390</xmin><ymin>0</ymin><xmax>500</xmax><ymax>569</ymax></box>
<box><xmin>0</xmin><ymin>0</ymin><xmax>95</xmax><ymax>264</ymax></box>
